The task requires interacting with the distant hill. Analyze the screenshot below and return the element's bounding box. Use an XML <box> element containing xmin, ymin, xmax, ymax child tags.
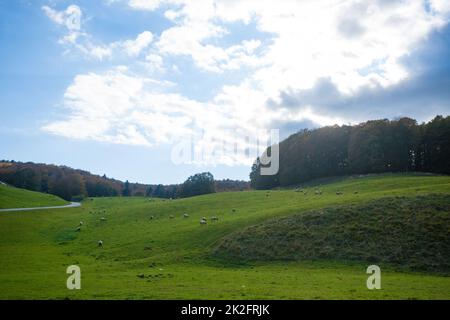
<box><xmin>0</xmin><ymin>183</ymin><xmax>67</xmax><ymax>209</ymax></box>
<box><xmin>250</xmin><ymin>115</ymin><xmax>450</xmax><ymax>189</ymax></box>
<box><xmin>0</xmin><ymin>161</ymin><xmax>249</xmax><ymax>201</ymax></box>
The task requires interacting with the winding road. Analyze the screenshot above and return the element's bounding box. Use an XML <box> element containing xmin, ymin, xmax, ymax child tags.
<box><xmin>0</xmin><ymin>202</ymin><xmax>81</xmax><ymax>212</ymax></box>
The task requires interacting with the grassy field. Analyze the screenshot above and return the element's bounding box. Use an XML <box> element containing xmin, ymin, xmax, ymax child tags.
<box><xmin>0</xmin><ymin>184</ymin><xmax>68</xmax><ymax>209</ymax></box>
<box><xmin>214</xmin><ymin>194</ymin><xmax>450</xmax><ymax>273</ymax></box>
<box><xmin>0</xmin><ymin>173</ymin><xmax>449</xmax><ymax>299</ymax></box>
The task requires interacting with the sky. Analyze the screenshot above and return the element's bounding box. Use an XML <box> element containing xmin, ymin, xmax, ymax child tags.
<box><xmin>1</xmin><ymin>0</ymin><xmax>450</xmax><ymax>184</ymax></box>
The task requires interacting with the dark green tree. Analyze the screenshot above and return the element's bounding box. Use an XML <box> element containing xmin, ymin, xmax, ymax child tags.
<box><xmin>146</xmin><ymin>186</ymin><xmax>153</xmax><ymax>197</ymax></box>
<box><xmin>178</xmin><ymin>172</ymin><xmax>216</xmax><ymax>198</ymax></box>
<box><xmin>122</xmin><ymin>180</ymin><xmax>131</xmax><ymax>196</ymax></box>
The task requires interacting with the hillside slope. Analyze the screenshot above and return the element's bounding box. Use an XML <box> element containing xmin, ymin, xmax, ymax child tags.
<box><xmin>0</xmin><ymin>173</ymin><xmax>450</xmax><ymax>299</ymax></box>
<box><xmin>0</xmin><ymin>184</ymin><xmax>68</xmax><ymax>209</ymax></box>
<box><xmin>213</xmin><ymin>194</ymin><xmax>450</xmax><ymax>273</ymax></box>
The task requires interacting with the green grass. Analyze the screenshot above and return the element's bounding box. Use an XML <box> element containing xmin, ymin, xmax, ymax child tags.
<box><xmin>0</xmin><ymin>173</ymin><xmax>450</xmax><ymax>299</ymax></box>
<box><xmin>0</xmin><ymin>184</ymin><xmax>68</xmax><ymax>209</ymax></box>
<box><xmin>213</xmin><ymin>194</ymin><xmax>450</xmax><ymax>273</ymax></box>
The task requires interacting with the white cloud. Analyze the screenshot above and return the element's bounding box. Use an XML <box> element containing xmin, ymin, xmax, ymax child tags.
<box><xmin>42</xmin><ymin>4</ymin><xmax>82</xmax><ymax>31</ymax></box>
<box><xmin>43</xmin><ymin>5</ymin><xmax>154</xmax><ymax>60</ymax></box>
<box><xmin>43</xmin><ymin>4</ymin><xmax>107</xmax><ymax>60</ymax></box>
<box><xmin>430</xmin><ymin>0</ymin><xmax>450</xmax><ymax>14</ymax></box>
<box><xmin>128</xmin><ymin>0</ymin><xmax>162</xmax><ymax>11</ymax></box>
<box><xmin>88</xmin><ymin>45</ymin><xmax>113</xmax><ymax>60</ymax></box>
<box><xmin>42</xmin><ymin>5</ymin><xmax>90</xmax><ymax>56</ymax></box>
<box><xmin>44</xmin><ymin>0</ymin><xmax>450</xmax><ymax>166</ymax></box>
<box><xmin>145</xmin><ymin>53</ymin><xmax>165</xmax><ymax>72</ymax></box>
<box><xmin>156</xmin><ymin>23</ymin><xmax>263</xmax><ymax>72</ymax></box>
<box><xmin>122</xmin><ymin>31</ymin><xmax>154</xmax><ymax>56</ymax></box>
<box><xmin>43</xmin><ymin>68</ymin><xmax>194</xmax><ymax>144</ymax></box>
<box><xmin>42</xmin><ymin>68</ymin><xmax>273</xmax><ymax>165</ymax></box>
<box><xmin>128</xmin><ymin>0</ymin><xmax>449</xmax><ymax>90</ymax></box>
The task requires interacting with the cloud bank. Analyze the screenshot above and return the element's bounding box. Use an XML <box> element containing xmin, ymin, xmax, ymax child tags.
<box><xmin>42</xmin><ymin>0</ymin><xmax>450</xmax><ymax>165</ymax></box>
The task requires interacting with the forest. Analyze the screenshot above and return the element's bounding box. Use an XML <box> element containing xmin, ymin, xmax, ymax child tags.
<box><xmin>250</xmin><ymin>116</ymin><xmax>450</xmax><ymax>189</ymax></box>
<box><xmin>0</xmin><ymin>161</ymin><xmax>249</xmax><ymax>201</ymax></box>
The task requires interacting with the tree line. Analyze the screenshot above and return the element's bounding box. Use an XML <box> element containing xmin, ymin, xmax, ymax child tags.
<box><xmin>0</xmin><ymin>161</ymin><xmax>249</xmax><ymax>201</ymax></box>
<box><xmin>250</xmin><ymin>115</ymin><xmax>450</xmax><ymax>189</ymax></box>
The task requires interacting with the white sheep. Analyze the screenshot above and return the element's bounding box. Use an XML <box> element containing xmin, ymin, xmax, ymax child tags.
<box><xmin>183</xmin><ymin>213</ymin><xmax>189</xmax><ymax>218</ymax></box>
<box><xmin>98</xmin><ymin>240</ymin><xmax>103</xmax><ymax>247</ymax></box>
<box><xmin>200</xmin><ymin>219</ymin><xmax>207</xmax><ymax>225</ymax></box>
<box><xmin>79</xmin><ymin>221</ymin><xmax>84</xmax><ymax>226</ymax></box>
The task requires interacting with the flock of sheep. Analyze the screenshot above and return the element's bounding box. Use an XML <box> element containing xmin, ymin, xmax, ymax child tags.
<box><xmin>200</xmin><ymin>216</ymin><xmax>219</xmax><ymax>224</ymax></box>
<box><xmin>151</xmin><ymin>212</ymin><xmax>222</xmax><ymax>225</ymax></box>
<box><xmin>295</xmin><ymin>188</ymin><xmax>325</xmax><ymax>195</ymax></box>
<box><xmin>75</xmin><ymin>218</ymin><xmax>105</xmax><ymax>247</ymax></box>
<box><xmin>295</xmin><ymin>188</ymin><xmax>358</xmax><ymax>196</ymax></box>
<box><xmin>76</xmin><ymin>207</ymin><xmax>234</xmax><ymax>248</ymax></box>
<box><xmin>77</xmin><ymin>187</ymin><xmax>359</xmax><ymax>248</ymax></box>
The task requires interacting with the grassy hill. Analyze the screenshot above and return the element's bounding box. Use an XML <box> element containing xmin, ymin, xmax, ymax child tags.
<box><xmin>0</xmin><ymin>173</ymin><xmax>449</xmax><ymax>299</ymax></box>
<box><xmin>213</xmin><ymin>194</ymin><xmax>450</xmax><ymax>273</ymax></box>
<box><xmin>0</xmin><ymin>184</ymin><xmax>68</xmax><ymax>209</ymax></box>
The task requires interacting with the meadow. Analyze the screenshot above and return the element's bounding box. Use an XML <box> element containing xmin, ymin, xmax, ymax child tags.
<box><xmin>0</xmin><ymin>173</ymin><xmax>449</xmax><ymax>299</ymax></box>
<box><xmin>0</xmin><ymin>184</ymin><xmax>68</xmax><ymax>209</ymax></box>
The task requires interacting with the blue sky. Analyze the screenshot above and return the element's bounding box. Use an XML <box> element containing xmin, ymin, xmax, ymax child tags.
<box><xmin>1</xmin><ymin>0</ymin><xmax>450</xmax><ymax>184</ymax></box>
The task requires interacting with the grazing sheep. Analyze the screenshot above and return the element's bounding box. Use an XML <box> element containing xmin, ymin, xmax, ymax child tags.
<box><xmin>183</xmin><ymin>213</ymin><xmax>189</xmax><ymax>218</ymax></box>
<box><xmin>211</xmin><ymin>216</ymin><xmax>219</xmax><ymax>222</ymax></box>
<box><xmin>200</xmin><ymin>219</ymin><xmax>207</xmax><ymax>225</ymax></box>
<box><xmin>150</xmin><ymin>215</ymin><xmax>154</xmax><ymax>220</ymax></box>
<box><xmin>98</xmin><ymin>240</ymin><xmax>103</xmax><ymax>247</ymax></box>
<box><xmin>336</xmin><ymin>191</ymin><xmax>343</xmax><ymax>195</ymax></box>
<box><xmin>100</xmin><ymin>217</ymin><xmax>107</xmax><ymax>221</ymax></box>
<box><xmin>79</xmin><ymin>221</ymin><xmax>84</xmax><ymax>226</ymax></box>
<box><xmin>169</xmin><ymin>215</ymin><xmax>175</xmax><ymax>219</ymax></box>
